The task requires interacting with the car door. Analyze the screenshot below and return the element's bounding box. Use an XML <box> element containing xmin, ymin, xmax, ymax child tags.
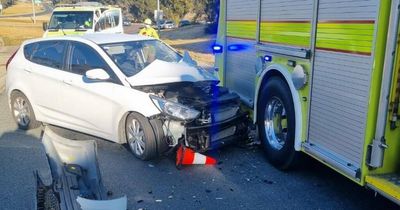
<box><xmin>94</xmin><ymin>8</ymin><xmax>123</xmax><ymax>34</ymax></box>
<box><xmin>59</xmin><ymin>41</ymin><xmax>122</xmax><ymax>139</ymax></box>
<box><xmin>26</xmin><ymin>40</ymin><xmax>68</xmax><ymax>123</ymax></box>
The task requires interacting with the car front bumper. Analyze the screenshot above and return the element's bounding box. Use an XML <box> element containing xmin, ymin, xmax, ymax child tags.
<box><xmin>184</xmin><ymin>112</ymin><xmax>249</xmax><ymax>152</ymax></box>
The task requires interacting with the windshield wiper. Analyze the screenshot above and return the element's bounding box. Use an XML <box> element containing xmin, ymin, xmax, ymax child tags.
<box><xmin>75</xmin><ymin>26</ymin><xmax>88</xmax><ymax>31</ymax></box>
<box><xmin>57</xmin><ymin>23</ymin><xmax>66</xmax><ymax>35</ymax></box>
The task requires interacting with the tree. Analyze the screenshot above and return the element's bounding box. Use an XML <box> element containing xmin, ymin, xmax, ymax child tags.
<box><xmin>160</xmin><ymin>0</ymin><xmax>193</xmax><ymax>23</ymax></box>
<box><xmin>192</xmin><ymin>0</ymin><xmax>218</xmax><ymax>22</ymax></box>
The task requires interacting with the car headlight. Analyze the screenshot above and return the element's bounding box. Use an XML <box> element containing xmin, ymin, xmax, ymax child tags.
<box><xmin>150</xmin><ymin>95</ymin><xmax>200</xmax><ymax>121</ymax></box>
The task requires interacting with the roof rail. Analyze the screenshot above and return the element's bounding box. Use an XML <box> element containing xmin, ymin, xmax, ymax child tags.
<box><xmin>55</xmin><ymin>2</ymin><xmax>103</xmax><ymax>8</ymax></box>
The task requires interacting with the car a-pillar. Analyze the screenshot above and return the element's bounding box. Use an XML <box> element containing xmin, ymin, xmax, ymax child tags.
<box><xmin>255</xmin><ymin>63</ymin><xmax>305</xmax><ymax>170</ymax></box>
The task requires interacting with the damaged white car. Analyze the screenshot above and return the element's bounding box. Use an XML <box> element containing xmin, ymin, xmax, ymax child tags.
<box><xmin>6</xmin><ymin>34</ymin><xmax>248</xmax><ymax>160</ymax></box>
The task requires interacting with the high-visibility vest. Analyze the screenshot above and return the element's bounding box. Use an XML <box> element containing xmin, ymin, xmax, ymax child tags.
<box><xmin>139</xmin><ymin>27</ymin><xmax>159</xmax><ymax>39</ymax></box>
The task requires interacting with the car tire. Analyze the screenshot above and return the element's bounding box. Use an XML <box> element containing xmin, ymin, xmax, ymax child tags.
<box><xmin>125</xmin><ymin>112</ymin><xmax>157</xmax><ymax>160</ymax></box>
<box><xmin>257</xmin><ymin>77</ymin><xmax>298</xmax><ymax>170</ymax></box>
<box><xmin>10</xmin><ymin>91</ymin><xmax>40</xmax><ymax>130</ymax></box>
<box><xmin>150</xmin><ymin>119</ymin><xmax>169</xmax><ymax>155</ymax></box>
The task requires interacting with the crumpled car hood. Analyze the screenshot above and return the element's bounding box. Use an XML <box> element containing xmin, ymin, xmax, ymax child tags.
<box><xmin>126</xmin><ymin>60</ymin><xmax>219</xmax><ymax>86</ymax></box>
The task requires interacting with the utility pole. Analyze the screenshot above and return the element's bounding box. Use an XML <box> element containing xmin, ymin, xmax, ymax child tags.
<box><xmin>157</xmin><ymin>0</ymin><xmax>160</xmax><ymax>34</ymax></box>
<box><xmin>31</xmin><ymin>0</ymin><xmax>36</xmax><ymax>24</ymax></box>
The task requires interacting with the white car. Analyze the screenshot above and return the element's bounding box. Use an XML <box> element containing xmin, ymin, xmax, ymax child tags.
<box><xmin>6</xmin><ymin>34</ymin><xmax>247</xmax><ymax>160</ymax></box>
<box><xmin>161</xmin><ymin>20</ymin><xmax>175</xmax><ymax>29</ymax></box>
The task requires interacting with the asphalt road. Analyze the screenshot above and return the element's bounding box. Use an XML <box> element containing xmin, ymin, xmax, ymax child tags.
<box><xmin>0</xmin><ymin>90</ymin><xmax>398</xmax><ymax>209</ymax></box>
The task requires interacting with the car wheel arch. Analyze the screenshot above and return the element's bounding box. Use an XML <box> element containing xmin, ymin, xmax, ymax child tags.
<box><xmin>118</xmin><ymin>111</ymin><xmax>130</xmax><ymax>144</ymax></box>
<box><xmin>9</xmin><ymin>89</ymin><xmax>38</xmax><ymax>116</ymax></box>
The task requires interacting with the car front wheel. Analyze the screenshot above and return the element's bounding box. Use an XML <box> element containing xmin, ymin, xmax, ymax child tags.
<box><xmin>125</xmin><ymin>112</ymin><xmax>157</xmax><ymax>160</ymax></box>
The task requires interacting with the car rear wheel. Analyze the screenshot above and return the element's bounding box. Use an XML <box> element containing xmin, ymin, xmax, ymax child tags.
<box><xmin>10</xmin><ymin>91</ymin><xmax>40</xmax><ymax>130</ymax></box>
<box><xmin>125</xmin><ymin>112</ymin><xmax>157</xmax><ymax>160</ymax></box>
<box><xmin>257</xmin><ymin>77</ymin><xmax>298</xmax><ymax>170</ymax></box>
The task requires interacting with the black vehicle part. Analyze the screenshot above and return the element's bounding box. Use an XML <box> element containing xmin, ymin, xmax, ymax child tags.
<box><xmin>257</xmin><ymin>77</ymin><xmax>299</xmax><ymax>170</ymax></box>
<box><xmin>185</xmin><ymin>112</ymin><xmax>249</xmax><ymax>152</ymax></box>
<box><xmin>149</xmin><ymin>118</ymin><xmax>169</xmax><ymax>155</ymax></box>
<box><xmin>36</xmin><ymin>172</ymin><xmax>60</xmax><ymax>210</ymax></box>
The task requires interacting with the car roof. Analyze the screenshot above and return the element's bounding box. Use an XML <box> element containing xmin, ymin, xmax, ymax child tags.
<box><xmin>53</xmin><ymin>3</ymin><xmax>117</xmax><ymax>12</ymax></box>
<box><xmin>23</xmin><ymin>34</ymin><xmax>155</xmax><ymax>46</ymax></box>
<box><xmin>54</xmin><ymin>6</ymin><xmax>116</xmax><ymax>12</ymax></box>
<box><xmin>83</xmin><ymin>33</ymin><xmax>155</xmax><ymax>44</ymax></box>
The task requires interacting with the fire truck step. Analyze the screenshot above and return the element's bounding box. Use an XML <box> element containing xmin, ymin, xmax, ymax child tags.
<box><xmin>366</xmin><ymin>174</ymin><xmax>400</xmax><ymax>204</ymax></box>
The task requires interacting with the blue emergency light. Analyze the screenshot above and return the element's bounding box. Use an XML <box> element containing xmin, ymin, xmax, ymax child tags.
<box><xmin>264</xmin><ymin>55</ymin><xmax>272</xmax><ymax>62</ymax></box>
<box><xmin>212</xmin><ymin>44</ymin><xmax>223</xmax><ymax>54</ymax></box>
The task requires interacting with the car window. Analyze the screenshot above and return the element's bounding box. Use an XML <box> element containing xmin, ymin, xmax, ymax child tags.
<box><xmin>69</xmin><ymin>42</ymin><xmax>120</xmax><ymax>83</ymax></box>
<box><xmin>24</xmin><ymin>43</ymin><xmax>37</xmax><ymax>60</ymax></box>
<box><xmin>101</xmin><ymin>40</ymin><xmax>182</xmax><ymax>77</ymax></box>
<box><xmin>95</xmin><ymin>10</ymin><xmax>119</xmax><ymax>31</ymax></box>
<box><xmin>31</xmin><ymin>41</ymin><xmax>66</xmax><ymax>69</ymax></box>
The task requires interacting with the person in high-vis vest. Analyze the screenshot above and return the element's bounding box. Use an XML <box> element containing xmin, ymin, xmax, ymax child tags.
<box><xmin>139</xmin><ymin>18</ymin><xmax>159</xmax><ymax>39</ymax></box>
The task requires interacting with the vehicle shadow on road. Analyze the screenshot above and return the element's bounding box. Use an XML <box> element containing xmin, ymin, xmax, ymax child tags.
<box><xmin>0</xmin><ymin>128</ymin><xmax>52</xmax><ymax>210</ymax></box>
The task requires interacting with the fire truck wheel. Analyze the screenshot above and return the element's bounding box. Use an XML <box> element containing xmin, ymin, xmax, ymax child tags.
<box><xmin>257</xmin><ymin>77</ymin><xmax>298</xmax><ymax>170</ymax></box>
<box><xmin>125</xmin><ymin>112</ymin><xmax>157</xmax><ymax>160</ymax></box>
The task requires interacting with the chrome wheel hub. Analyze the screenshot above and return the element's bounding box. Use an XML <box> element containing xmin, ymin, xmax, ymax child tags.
<box><xmin>264</xmin><ymin>97</ymin><xmax>288</xmax><ymax>150</ymax></box>
<box><xmin>13</xmin><ymin>97</ymin><xmax>30</xmax><ymax>127</ymax></box>
<box><xmin>127</xmin><ymin>119</ymin><xmax>145</xmax><ymax>156</ymax></box>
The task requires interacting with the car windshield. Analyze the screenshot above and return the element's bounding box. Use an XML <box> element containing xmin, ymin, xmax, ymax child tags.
<box><xmin>48</xmin><ymin>11</ymin><xmax>94</xmax><ymax>30</ymax></box>
<box><xmin>101</xmin><ymin>40</ymin><xmax>182</xmax><ymax>77</ymax></box>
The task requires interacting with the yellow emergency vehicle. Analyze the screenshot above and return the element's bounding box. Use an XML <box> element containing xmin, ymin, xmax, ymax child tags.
<box><xmin>214</xmin><ymin>0</ymin><xmax>400</xmax><ymax>204</ymax></box>
<box><xmin>43</xmin><ymin>2</ymin><xmax>123</xmax><ymax>37</ymax></box>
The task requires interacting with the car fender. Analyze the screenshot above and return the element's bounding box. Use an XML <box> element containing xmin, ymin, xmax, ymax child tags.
<box><xmin>109</xmin><ymin>89</ymin><xmax>161</xmax><ymax>143</ymax></box>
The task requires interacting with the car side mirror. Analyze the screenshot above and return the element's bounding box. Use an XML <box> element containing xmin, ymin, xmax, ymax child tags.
<box><xmin>43</xmin><ymin>22</ymin><xmax>48</xmax><ymax>31</ymax></box>
<box><xmin>85</xmin><ymin>69</ymin><xmax>110</xmax><ymax>81</ymax></box>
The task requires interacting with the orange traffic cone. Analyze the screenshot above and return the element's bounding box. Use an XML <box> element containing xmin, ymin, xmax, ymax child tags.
<box><xmin>176</xmin><ymin>145</ymin><xmax>217</xmax><ymax>167</ymax></box>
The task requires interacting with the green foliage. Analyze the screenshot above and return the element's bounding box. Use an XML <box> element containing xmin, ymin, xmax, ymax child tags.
<box><xmin>192</xmin><ymin>0</ymin><xmax>218</xmax><ymax>22</ymax></box>
<box><xmin>57</xmin><ymin>0</ymin><xmax>218</xmax><ymax>23</ymax></box>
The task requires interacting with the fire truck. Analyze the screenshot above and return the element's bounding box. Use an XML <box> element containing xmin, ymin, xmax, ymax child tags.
<box><xmin>214</xmin><ymin>0</ymin><xmax>400</xmax><ymax>203</ymax></box>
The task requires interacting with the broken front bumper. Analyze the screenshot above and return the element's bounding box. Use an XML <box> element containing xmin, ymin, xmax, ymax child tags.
<box><xmin>184</xmin><ymin>112</ymin><xmax>249</xmax><ymax>152</ymax></box>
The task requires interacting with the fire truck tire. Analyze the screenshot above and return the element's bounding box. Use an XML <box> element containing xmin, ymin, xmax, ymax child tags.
<box><xmin>257</xmin><ymin>77</ymin><xmax>298</xmax><ymax>170</ymax></box>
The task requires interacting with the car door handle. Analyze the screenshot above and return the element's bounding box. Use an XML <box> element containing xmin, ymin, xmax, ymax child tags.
<box><xmin>63</xmin><ymin>80</ymin><xmax>73</xmax><ymax>85</ymax></box>
<box><xmin>24</xmin><ymin>68</ymin><xmax>32</xmax><ymax>73</ymax></box>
